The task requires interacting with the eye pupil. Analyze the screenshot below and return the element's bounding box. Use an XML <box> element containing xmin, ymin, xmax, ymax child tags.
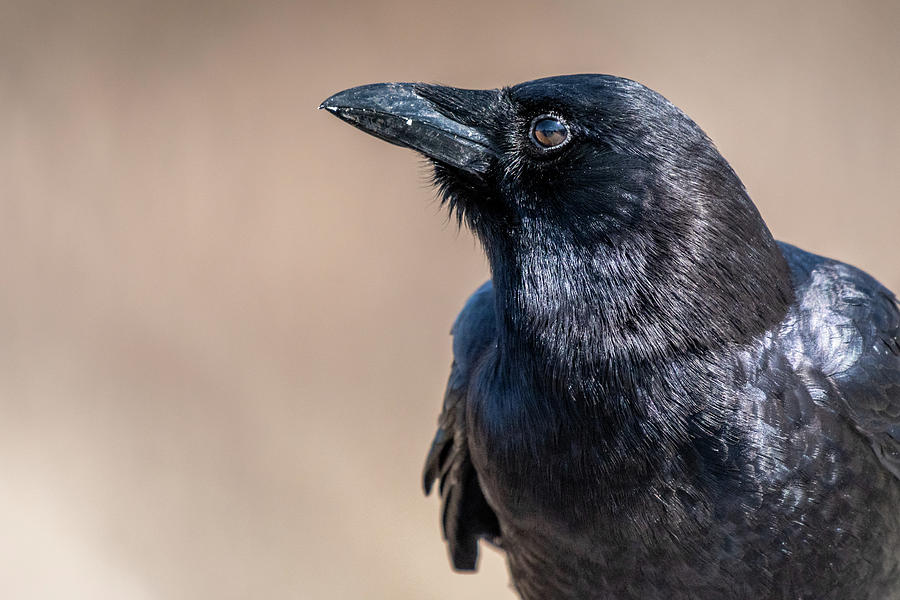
<box><xmin>531</xmin><ymin>117</ymin><xmax>568</xmax><ymax>148</ymax></box>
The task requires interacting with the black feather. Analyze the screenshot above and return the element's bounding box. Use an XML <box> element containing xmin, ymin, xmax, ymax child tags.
<box><xmin>324</xmin><ymin>74</ymin><xmax>900</xmax><ymax>599</ymax></box>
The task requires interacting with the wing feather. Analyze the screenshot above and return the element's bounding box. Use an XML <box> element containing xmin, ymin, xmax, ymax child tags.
<box><xmin>782</xmin><ymin>242</ymin><xmax>900</xmax><ymax>479</ymax></box>
<box><xmin>422</xmin><ymin>282</ymin><xmax>501</xmax><ymax>571</ymax></box>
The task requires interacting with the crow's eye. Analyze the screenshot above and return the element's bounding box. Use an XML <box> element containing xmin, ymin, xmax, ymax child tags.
<box><xmin>530</xmin><ymin>116</ymin><xmax>569</xmax><ymax>149</ymax></box>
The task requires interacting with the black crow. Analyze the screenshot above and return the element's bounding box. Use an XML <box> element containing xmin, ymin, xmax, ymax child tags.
<box><xmin>320</xmin><ymin>75</ymin><xmax>900</xmax><ymax>599</ymax></box>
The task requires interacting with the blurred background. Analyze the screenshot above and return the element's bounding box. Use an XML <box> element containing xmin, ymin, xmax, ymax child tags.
<box><xmin>0</xmin><ymin>0</ymin><xmax>898</xmax><ymax>598</ymax></box>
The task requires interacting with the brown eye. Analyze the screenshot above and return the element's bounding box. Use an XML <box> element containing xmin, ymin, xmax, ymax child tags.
<box><xmin>531</xmin><ymin>117</ymin><xmax>569</xmax><ymax>149</ymax></box>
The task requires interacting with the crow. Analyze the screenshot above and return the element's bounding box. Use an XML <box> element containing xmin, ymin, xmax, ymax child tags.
<box><xmin>320</xmin><ymin>75</ymin><xmax>900</xmax><ymax>599</ymax></box>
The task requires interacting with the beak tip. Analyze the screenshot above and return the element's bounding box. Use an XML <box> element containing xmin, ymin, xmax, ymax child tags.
<box><xmin>319</xmin><ymin>90</ymin><xmax>347</xmax><ymax>112</ymax></box>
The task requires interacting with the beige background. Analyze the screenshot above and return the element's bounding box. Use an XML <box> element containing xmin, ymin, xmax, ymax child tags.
<box><xmin>0</xmin><ymin>1</ymin><xmax>898</xmax><ymax>598</ymax></box>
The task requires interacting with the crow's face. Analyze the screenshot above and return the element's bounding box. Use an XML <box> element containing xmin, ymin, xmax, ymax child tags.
<box><xmin>322</xmin><ymin>75</ymin><xmax>793</xmax><ymax>358</ymax></box>
<box><xmin>323</xmin><ymin>75</ymin><xmax>737</xmax><ymax>250</ymax></box>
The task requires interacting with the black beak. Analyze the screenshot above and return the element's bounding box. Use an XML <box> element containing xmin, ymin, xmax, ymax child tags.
<box><xmin>320</xmin><ymin>83</ymin><xmax>495</xmax><ymax>175</ymax></box>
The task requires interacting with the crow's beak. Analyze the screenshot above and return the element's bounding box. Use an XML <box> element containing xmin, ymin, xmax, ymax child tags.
<box><xmin>320</xmin><ymin>83</ymin><xmax>495</xmax><ymax>175</ymax></box>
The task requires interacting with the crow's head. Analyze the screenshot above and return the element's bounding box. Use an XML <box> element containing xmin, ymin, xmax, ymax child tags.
<box><xmin>322</xmin><ymin>75</ymin><xmax>793</xmax><ymax>363</ymax></box>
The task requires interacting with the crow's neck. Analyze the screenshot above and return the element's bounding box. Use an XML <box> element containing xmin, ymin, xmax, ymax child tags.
<box><xmin>485</xmin><ymin>214</ymin><xmax>794</xmax><ymax>402</ymax></box>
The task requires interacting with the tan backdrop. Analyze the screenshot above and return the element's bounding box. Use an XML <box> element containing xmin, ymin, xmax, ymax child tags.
<box><xmin>0</xmin><ymin>1</ymin><xmax>898</xmax><ymax>598</ymax></box>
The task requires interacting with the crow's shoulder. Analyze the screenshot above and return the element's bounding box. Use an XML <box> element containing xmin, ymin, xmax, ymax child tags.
<box><xmin>448</xmin><ymin>281</ymin><xmax>496</xmax><ymax>389</ymax></box>
<box><xmin>422</xmin><ymin>281</ymin><xmax>500</xmax><ymax>570</ymax></box>
<box><xmin>779</xmin><ymin>242</ymin><xmax>900</xmax><ymax>479</ymax></box>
